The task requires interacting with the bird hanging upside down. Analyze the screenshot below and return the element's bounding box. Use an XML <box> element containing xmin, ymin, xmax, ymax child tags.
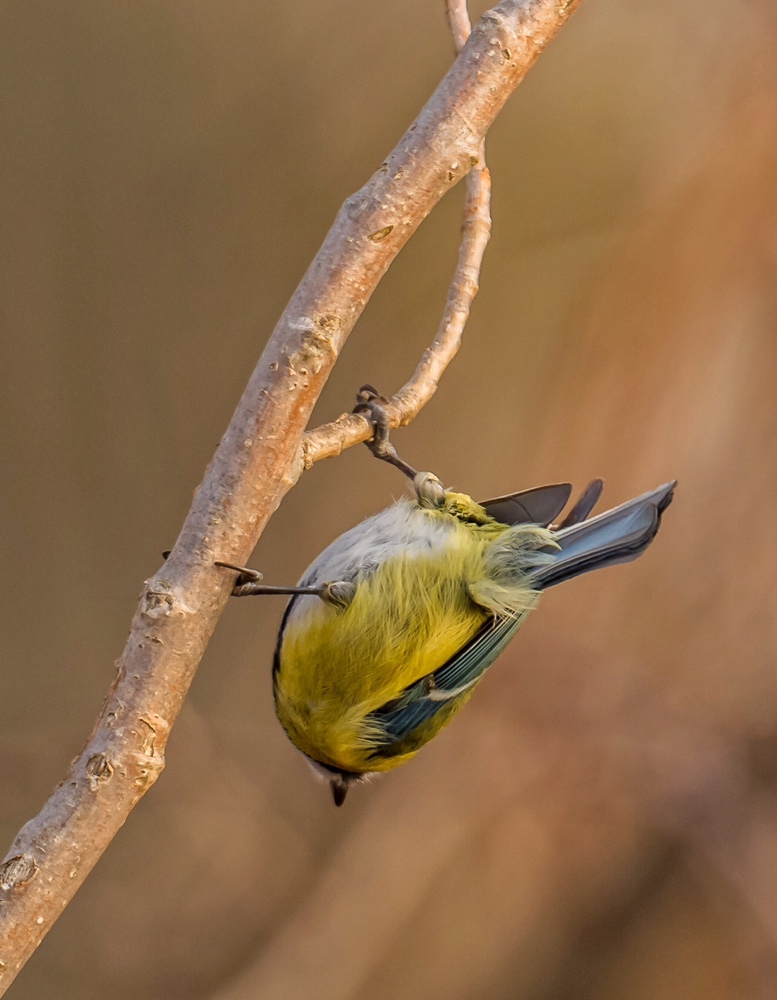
<box><xmin>218</xmin><ymin>387</ymin><xmax>675</xmax><ymax>806</ymax></box>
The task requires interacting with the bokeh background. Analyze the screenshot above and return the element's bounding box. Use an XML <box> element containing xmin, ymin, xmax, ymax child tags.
<box><xmin>2</xmin><ymin>0</ymin><xmax>777</xmax><ymax>997</ymax></box>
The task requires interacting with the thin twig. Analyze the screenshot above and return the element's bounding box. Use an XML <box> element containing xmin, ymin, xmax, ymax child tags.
<box><xmin>300</xmin><ymin>0</ymin><xmax>490</xmax><ymax>469</ymax></box>
<box><xmin>0</xmin><ymin>1</ymin><xmax>584</xmax><ymax>991</ymax></box>
<box><xmin>446</xmin><ymin>0</ymin><xmax>474</xmax><ymax>52</ymax></box>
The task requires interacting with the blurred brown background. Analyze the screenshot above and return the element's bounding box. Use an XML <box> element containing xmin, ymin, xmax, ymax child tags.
<box><xmin>2</xmin><ymin>1</ymin><xmax>777</xmax><ymax>997</ymax></box>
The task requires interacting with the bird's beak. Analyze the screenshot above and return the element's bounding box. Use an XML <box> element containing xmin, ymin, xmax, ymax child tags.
<box><xmin>331</xmin><ymin>778</ymin><xmax>348</xmax><ymax>807</ymax></box>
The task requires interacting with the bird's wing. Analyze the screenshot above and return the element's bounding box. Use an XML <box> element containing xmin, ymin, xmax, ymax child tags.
<box><xmin>365</xmin><ymin>613</ymin><xmax>524</xmax><ymax>758</ymax></box>
<box><xmin>481</xmin><ymin>483</ymin><xmax>571</xmax><ymax>526</ymax></box>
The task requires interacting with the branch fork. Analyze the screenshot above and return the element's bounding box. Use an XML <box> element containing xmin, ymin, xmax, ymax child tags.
<box><xmin>0</xmin><ymin>1</ymin><xmax>585</xmax><ymax>990</ymax></box>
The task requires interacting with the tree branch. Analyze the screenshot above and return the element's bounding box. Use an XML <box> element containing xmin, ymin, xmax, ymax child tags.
<box><xmin>301</xmin><ymin>0</ymin><xmax>491</xmax><ymax>468</ymax></box>
<box><xmin>0</xmin><ymin>0</ymin><xmax>584</xmax><ymax>991</ymax></box>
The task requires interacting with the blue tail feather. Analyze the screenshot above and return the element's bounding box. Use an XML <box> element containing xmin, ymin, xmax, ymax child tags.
<box><xmin>529</xmin><ymin>481</ymin><xmax>676</xmax><ymax>590</ymax></box>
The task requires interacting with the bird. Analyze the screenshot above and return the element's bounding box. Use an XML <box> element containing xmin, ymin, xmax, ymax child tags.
<box><xmin>217</xmin><ymin>387</ymin><xmax>675</xmax><ymax>806</ymax></box>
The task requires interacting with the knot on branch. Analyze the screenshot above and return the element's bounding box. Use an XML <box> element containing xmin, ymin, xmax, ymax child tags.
<box><xmin>285</xmin><ymin>315</ymin><xmax>340</xmax><ymax>380</ymax></box>
<box><xmin>81</xmin><ymin>718</ymin><xmax>167</xmax><ymax>801</ymax></box>
<box><xmin>476</xmin><ymin>5</ymin><xmax>547</xmax><ymax>61</ymax></box>
<box><xmin>367</xmin><ymin>225</ymin><xmax>394</xmax><ymax>243</ymax></box>
<box><xmin>126</xmin><ymin>725</ymin><xmax>167</xmax><ymax>791</ymax></box>
<box><xmin>0</xmin><ymin>854</ymin><xmax>38</xmax><ymax>892</ymax></box>
<box><xmin>86</xmin><ymin>753</ymin><xmax>114</xmax><ymax>792</ymax></box>
<box><xmin>132</xmin><ymin>753</ymin><xmax>166</xmax><ymax>791</ymax></box>
<box><xmin>137</xmin><ymin>716</ymin><xmax>161</xmax><ymax>757</ymax></box>
<box><xmin>141</xmin><ymin>583</ymin><xmax>195</xmax><ymax>622</ymax></box>
<box><xmin>133</xmin><ymin>716</ymin><xmax>167</xmax><ymax>788</ymax></box>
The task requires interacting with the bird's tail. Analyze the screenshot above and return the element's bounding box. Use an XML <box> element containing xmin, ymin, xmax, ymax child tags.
<box><xmin>529</xmin><ymin>481</ymin><xmax>676</xmax><ymax>590</ymax></box>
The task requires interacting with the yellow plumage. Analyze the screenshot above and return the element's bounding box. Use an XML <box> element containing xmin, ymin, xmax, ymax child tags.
<box><xmin>221</xmin><ymin>453</ymin><xmax>674</xmax><ymax>806</ymax></box>
<box><xmin>274</xmin><ymin>493</ymin><xmax>554</xmax><ymax>773</ymax></box>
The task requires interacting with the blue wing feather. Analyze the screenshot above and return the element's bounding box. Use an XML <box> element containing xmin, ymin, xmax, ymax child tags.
<box><xmin>366</xmin><ymin>613</ymin><xmax>525</xmax><ymax>756</ymax></box>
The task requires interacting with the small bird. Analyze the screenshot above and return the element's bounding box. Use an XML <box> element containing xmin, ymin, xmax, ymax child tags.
<box><xmin>218</xmin><ymin>388</ymin><xmax>675</xmax><ymax>806</ymax></box>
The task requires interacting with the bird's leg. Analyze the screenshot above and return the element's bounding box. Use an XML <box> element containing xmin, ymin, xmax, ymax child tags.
<box><xmin>215</xmin><ymin>562</ymin><xmax>356</xmax><ymax>608</ymax></box>
<box><xmin>353</xmin><ymin>385</ymin><xmax>418</xmax><ymax>479</ymax></box>
<box><xmin>215</xmin><ymin>561</ymin><xmax>320</xmax><ymax>597</ymax></box>
<box><xmin>353</xmin><ymin>385</ymin><xmax>445</xmax><ymax>508</ymax></box>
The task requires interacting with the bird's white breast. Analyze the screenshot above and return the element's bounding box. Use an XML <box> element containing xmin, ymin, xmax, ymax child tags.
<box><xmin>285</xmin><ymin>500</ymin><xmax>458</xmax><ymax>626</ymax></box>
<box><xmin>300</xmin><ymin>499</ymin><xmax>456</xmax><ymax>585</ymax></box>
